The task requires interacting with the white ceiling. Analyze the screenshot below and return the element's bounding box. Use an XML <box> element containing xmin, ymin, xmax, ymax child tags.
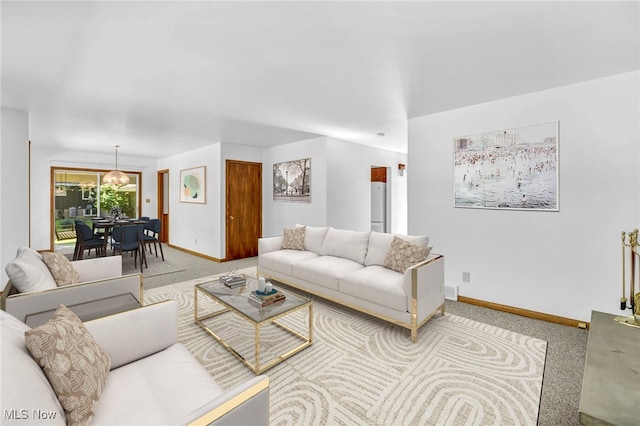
<box><xmin>2</xmin><ymin>1</ymin><xmax>638</xmax><ymax>158</ymax></box>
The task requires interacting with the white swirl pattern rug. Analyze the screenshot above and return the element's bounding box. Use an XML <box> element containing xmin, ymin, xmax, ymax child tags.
<box><xmin>145</xmin><ymin>271</ymin><xmax>547</xmax><ymax>426</ymax></box>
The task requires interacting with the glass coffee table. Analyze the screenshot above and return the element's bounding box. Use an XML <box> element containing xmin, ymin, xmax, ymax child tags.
<box><xmin>194</xmin><ymin>275</ymin><xmax>313</xmax><ymax>374</ymax></box>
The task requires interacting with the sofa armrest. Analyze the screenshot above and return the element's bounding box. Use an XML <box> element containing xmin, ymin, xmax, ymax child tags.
<box><xmin>258</xmin><ymin>236</ymin><xmax>283</xmax><ymax>255</ymax></box>
<box><xmin>1</xmin><ymin>273</ymin><xmax>143</xmax><ymax>324</ymax></box>
<box><xmin>180</xmin><ymin>375</ymin><xmax>270</xmax><ymax>426</ymax></box>
<box><xmin>407</xmin><ymin>253</ymin><xmax>445</xmax><ymax>321</ymax></box>
<box><xmin>84</xmin><ymin>300</ymin><xmax>178</xmax><ymax>369</ymax></box>
<box><xmin>72</xmin><ymin>255</ymin><xmax>123</xmax><ymax>281</ymax></box>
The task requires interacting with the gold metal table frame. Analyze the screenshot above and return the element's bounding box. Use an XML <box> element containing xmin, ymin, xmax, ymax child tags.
<box><xmin>194</xmin><ymin>277</ymin><xmax>313</xmax><ymax>374</ymax></box>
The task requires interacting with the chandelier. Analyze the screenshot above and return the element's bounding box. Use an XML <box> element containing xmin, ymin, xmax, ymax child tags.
<box><xmin>103</xmin><ymin>145</ymin><xmax>130</xmax><ymax>186</ymax></box>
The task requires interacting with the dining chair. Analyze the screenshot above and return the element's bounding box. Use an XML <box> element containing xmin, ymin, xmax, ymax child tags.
<box><xmin>74</xmin><ymin>222</ymin><xmax>107</xmax><ymax>260</ymax></box>
<box><xmin>142</xmin><ymin>219</ymin><xmax>164</xmax><ymax>261</ymax></box>
<box><xmin>112</xmin><ymin>225</ymin><xmax>147</xmax><ymax>273</ymax></box>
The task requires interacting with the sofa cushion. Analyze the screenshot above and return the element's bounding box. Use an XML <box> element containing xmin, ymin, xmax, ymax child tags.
<box><xmin>383</xmin><ymin>236</ymin><xmax>432</xmax><ymax>273</ymax></box>
<box><xmin>293</xmin><ymin>256</ymin><xmax>364</xmax><ymax>291</ymax></box>
<box><xmin>319</xmin><ymin>227</ymin><xmax>370</xmax><ymax>264</ymax></box>
<box><xmin>41</xmin><ymin>252</ymin><xmax>82</xmax><ymax>287</ymax></box>
<box><xmin>25</xmin><ymin>305</ymin><xmax>111</xmax><ymax>426</ymax></box>
<box><xmin>282</xmin><ymin>226</ymin><xmax>306</xmax><ymax>250</ymax></box>
<box><xmin>259</xmin><ymin>250</ymin><xmax>319</xmax><ymax>276</ymax></box>
<box><xmin>296</xmin><ymin>224</ymin><xmax>329</xmax><ymax>254</ymax></box>
<box><xmin>91</xmin><ymin>343</ymin><xmax>224</xmax><ymax>426</ymax></box>
<box><xmin>1</xmin><ymin>310</ymin><xmax>66</xmax><ymax>425</ymax></box>
<box><xmin>5</xmin><ymin>247</ymin><xmax>57</xmax><ymax>293</ymax></box>
<box><xmin>364</xmin><ymin>232</ymin><xmax>430</xmax><ymax>267</ymax></box>
<box><xmin>340</xmin><ymin>265</ymin><xmax>408</xmax><ymax>312</ymax></box>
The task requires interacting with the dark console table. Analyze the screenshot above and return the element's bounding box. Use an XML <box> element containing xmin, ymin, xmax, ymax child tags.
<box><xmin>579</xmin><ymin>311</ymin><xmax>640</xmax><ymax>426</ymax></box>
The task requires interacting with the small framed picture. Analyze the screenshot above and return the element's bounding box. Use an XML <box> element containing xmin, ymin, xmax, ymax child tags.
<box><xmin>180</xmin><ymin>166</ymin><xmax>206</xmax><ymax>204</ymax></box>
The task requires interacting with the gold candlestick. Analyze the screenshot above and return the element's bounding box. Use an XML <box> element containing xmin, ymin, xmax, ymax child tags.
<box><xmin>621</xmin><ymin>231</ymin><xmax>627</xmax><ymax>309</ymax></box>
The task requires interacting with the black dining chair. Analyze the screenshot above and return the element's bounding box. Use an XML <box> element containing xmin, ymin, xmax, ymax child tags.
<box><xmin>112</xmin><ymin>225</ymin><xmax>147</xmax><ymax>273</ymax></box>
<box><xmin>142</xmin><ymin>219</ymin><xmax>164</xmax><ymax>261</ymax></box>
<box><xmin>74</xmin><ymin>222</ymin><xmax>107</xmax><ymax>260</ymax></box>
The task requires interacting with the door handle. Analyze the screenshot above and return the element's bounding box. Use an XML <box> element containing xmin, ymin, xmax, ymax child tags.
<box><xmin>229</xmin><ymin>215</ymin><xmax>234</xmax><ymax>220</ymax></box>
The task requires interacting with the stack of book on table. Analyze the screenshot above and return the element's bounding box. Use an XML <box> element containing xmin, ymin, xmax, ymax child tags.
<box><xmin>249</xmin><ymin>289</ymin><xmax>286</xmax><ymax>307</ymax></box>
<box><xmin>220</xmin><ymin>275</ymin><xmax>246</xmax><ymax>288</ymax></box>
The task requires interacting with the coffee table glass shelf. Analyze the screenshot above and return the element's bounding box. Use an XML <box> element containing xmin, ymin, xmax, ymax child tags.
<box><xmin>194</xmin><ymin>274</ymin><xmax>313</xmax><ymax>374</ymax></box>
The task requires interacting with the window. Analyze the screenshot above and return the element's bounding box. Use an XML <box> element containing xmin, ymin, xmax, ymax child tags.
<box><xmin>52</xmin><ymin>168</ymin><xmax>141</xmax><ymax>246</ymax></box>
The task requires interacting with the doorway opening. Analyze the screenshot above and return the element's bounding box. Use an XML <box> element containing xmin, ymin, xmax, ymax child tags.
<box><xmin>157</xmin><ymin>169</ymin><xmax>169</xmax><ymax>243</ymax></box>
<box><xmin>371</xmin><ymin>166</ymin><xmax>390</xmax><ymax>233</ymax></box>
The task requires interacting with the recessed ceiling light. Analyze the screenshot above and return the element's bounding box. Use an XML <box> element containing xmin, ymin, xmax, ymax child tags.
<box><xmin>376</xmin><ymin>132</ymin><xmax>385</xmax><ymax>137</ymax></box>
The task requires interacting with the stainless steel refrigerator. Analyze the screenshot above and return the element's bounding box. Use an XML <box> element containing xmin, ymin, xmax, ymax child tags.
<box><xmin>371</xmin><ymin>182</ymin><xmax>386</xmax><ymax>232</ymax></box>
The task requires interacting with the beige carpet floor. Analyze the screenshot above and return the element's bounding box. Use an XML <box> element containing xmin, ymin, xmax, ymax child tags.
<box><xmin>120</xmin><ymin>252</ymin><xmax>184</xmax><ymax>277</ymax></box>
<box><xmin>144</xmin><ymin>271</ymin><xmax>547</xmax><ymax>426</ymax></box>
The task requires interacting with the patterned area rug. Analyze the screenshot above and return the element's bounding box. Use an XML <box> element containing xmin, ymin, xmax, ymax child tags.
<box><xmin>145</xmin><ymin>270</ymin><xmax>547</xmax><ymax>426</ymax></box>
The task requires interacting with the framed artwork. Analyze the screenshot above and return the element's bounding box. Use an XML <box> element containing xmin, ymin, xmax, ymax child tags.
<box><xmin>180</xmin><ymin>166</ymin><xmax>206</xmax><ymax>204</ymax></box>
<box><xmin>273</xmin><ymin>158</ymin><xmax>311</xmax><ymax>203</ymax></box>
<box><xmin>454</xmin><ymin>121</ymin><xmax>559</xmax><ymax>211</ymax></box>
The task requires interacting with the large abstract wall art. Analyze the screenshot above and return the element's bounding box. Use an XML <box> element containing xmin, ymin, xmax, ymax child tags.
<box><xmin>454</xmin><ymin>121</ymin><xmax>558</xmax><ymax>211</ymax></box>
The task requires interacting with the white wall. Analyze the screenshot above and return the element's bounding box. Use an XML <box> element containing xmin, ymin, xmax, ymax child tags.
<box><xmin>408</xmin><ymin>71</ymin><xmax>640</xmax><ymax>322</ymax></box>
<box><xmin>1</xmin><ymin>108</ymin><xmax>29</xmax><ymax>283</ymax></box>
<box><xmin>326</xmin><ymin>137</ymin><xmax>408</xmax><ymax>233</ymax></box>
<box><xmin>262</xmin><ymin>136</ymin><xmax>408</xmax><ymax>237</ymax></box>
<box><xmin>158</xmin><ymin>144</ymin><xmax>222</xmax><ymax>258</ymax></box>
<box><xmin>29</xmin><ymin>147</ymin><xmax>158</xmax><ymax>251</ymax></box>
<box><xmin>262</xmin><ymin>137</ymin><xmax>328</xmax><ymax>236</ymax></box>
<box><xmin>157</xmin><ymin>142</ymin><xmax>263</xmax><ymax>259</ymax></box>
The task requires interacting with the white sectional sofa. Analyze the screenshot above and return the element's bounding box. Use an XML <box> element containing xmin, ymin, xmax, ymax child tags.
<box><xmin>1</xmin><ymin>300</ymin><xmax>270</xmax><ymax>425</ymax></box>
<box><xmin>258</xmin><ymin>226</ymin><xmax>445</xmax><ymax>342</ymax></box>
<box><xmin>2</xmin><ymin>247</ymin><xmax>142</xmax><ymax>324</ymax></box>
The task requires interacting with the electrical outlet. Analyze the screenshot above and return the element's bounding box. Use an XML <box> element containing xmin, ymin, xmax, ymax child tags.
<box><xmin>195</xmin><ymin>238</ymin><xmax>197</xmax><ymax>244</ymax></box>
<box><xmin>462</xmin><ymin>272</ymin><xmax>470</xmax><ymax>283</ymax></box>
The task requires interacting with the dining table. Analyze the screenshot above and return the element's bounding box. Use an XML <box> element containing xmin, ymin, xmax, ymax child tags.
<box><xmin>91</xmin><ymin>218</ymin><xmax>149</xmax><ymax>257</ymax></box>
<box><xmin>91</xmin><ymin>218</ymin><xmax>148</xmax><ymax>234</ymax></box>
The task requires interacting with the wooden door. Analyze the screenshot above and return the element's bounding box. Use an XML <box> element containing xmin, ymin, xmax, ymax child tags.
<box><xmin>225</xmin><ymin>160</ymin><xmax>262</xmax><ymax>260</ymax></box>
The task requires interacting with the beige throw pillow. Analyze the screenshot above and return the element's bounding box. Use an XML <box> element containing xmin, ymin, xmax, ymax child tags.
<box><xmin>41</xmin><ymin>252</ymin><xmax>81</xmax><ymax>287</ymax></box>
<box><xmin>25</xmin><ymin>305</ymin><xmax>111</xmax><ymax>426</ymax></box>
<box><xmin>282</xmin><ymin>226</ymin><xmax>306</xmax><ymax>250</ymax></box>
<box><xmin>383</xmin><ymin>236</ymin><xmax>432</xmax><ymax>274</ymax></box>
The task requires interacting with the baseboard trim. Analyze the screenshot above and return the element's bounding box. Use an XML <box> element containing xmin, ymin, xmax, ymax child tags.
<box><xmin>167</xmin><ymin>244</ymin><xmax>224</xmax><ymax>263</ymax></box>
<box><xmin>457</xmin><ymin>296</ymin><xmax>590</xmax><ymax>329</ymax></box>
